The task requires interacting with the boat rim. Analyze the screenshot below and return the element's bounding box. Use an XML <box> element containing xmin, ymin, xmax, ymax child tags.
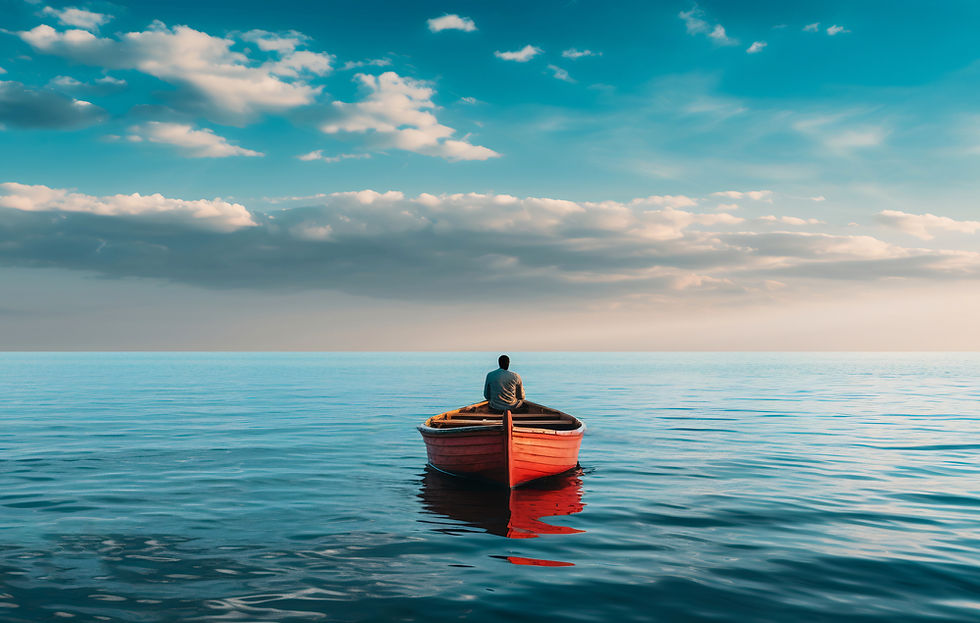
<box><xmin>418</xmin><ymin>400</ymin><xmax>585</xmax><ymax>436</ymax></box>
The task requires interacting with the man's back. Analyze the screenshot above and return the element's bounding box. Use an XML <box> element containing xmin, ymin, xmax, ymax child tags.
<box><xmin>484</xmin><ymin>367</ymin><xmax>525</xmax><ymax>411</ymax></box>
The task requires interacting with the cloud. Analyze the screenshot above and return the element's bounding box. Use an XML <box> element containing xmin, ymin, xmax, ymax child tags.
<box><xmin>0</xmin><ymin>80</ymin><xmax>107</xmax><ymax>128</ymax></box>
<box><xmin>679</xmin><ymin>6</ymin><xmax>737</xmax><ymax>45</ymax></box>
<box><xmin>0</xmin><ymin>182</ymin><xmax>255</xmax><ymax>231</ymax></box>
<box><xmin>548</xmin><ymin>65</ymin><xmax>573</xmax><ymax>82</ymax></box>
<box><xmin>708</xmin><ymin>25</ymin><xmax>735</xmax><ymax>45</ymax></box>
<box><xmin>793</xmin><ymin>115</ymin><xmax>887</xmax><ymax>152</ymax></box>
<box><xmin>679</xmin><ymin>7</ymin><xmax>711</xmax><ymax>34</ymax></box>
<box><xmin>41</xmin><ymin>6</ymin><xmax>111</xmax><ymax>30</ymax></box>
<box><xmin>321</xmin><ymin>71</ymin><xmax>499</xmax><ymax>161</ymax></box>
<box><xmin>128</xmin><ymin>122</ymin><xmax>264</xmax><ymax>158</ymax></box>
<box><xmin>811</xmin><ymin>195</ymin><xmax>826</xmax><ymax>202</ymax></box>
<box><xmin>341</xmin><ymin>58</ymin><xmax>391</xmax><ymax>71</ymax></box>
<box><xmin>0</xmin><ymin>67</ymin><xmax>6</xmax><ymax>75</ymax></box>
<box><xmin>427</xmin><ymin>14</ymin><xmax>476</xmax><ymax>33</ymax></box>
<box><xmin>2</xmin><ymin>184</ymin><xmax>978</xmax><ymax>299</ymax></box>
<box><xmin>562</xmin><ymin>49</ymin><xmax>600</xmax><ymax>59</ymax></box>
<box><xmin>824</xmin><ymin>128</ymin><xmax>886</xmax><ymax>151</ymax></box>
<box><xmin>827</xmin><ymin>25</ymin><xmax>849</xmax><ymax>36</ymax></box>
<box><xmin>760</xmin><ymin>215</ymin><xmax>824</xmax><ymax>226</ymax></box>
<box><xmin>876</xmin><ymin>210</ymin><xmax>980</xmax><ymax>240</ymax></box>
<box><xmin>47</xmin><ymin>73</ymin><xmax>127</xmax><ymax>94</ymax></box>
<box><xmin>494</xmin><ymin>45</ymin><xmax>543</xmax><ymax>62</ymax></box>
<box><xmin>746</xmin><ymin>41</ymin><xmax>767</xmax><ymax>54</ymax></box>
<box><xmin>803</xmin><ymin>23</ymin><xmax>819</xmax><ymax>32</ymax></box>
<box><xmin>712</xmin><ymin>190</ymin><xmax>773</xmax><ymax>202</ymax></box>
<box><xmin>49</xmin><ymin>75</ymin><xmax>83</xmax><ymax>88</ymax></box>
<box><xmin>240</xmin><ymin>29</ymin><xmax>307</xmax><ymax>54</ymax></box>
<box><xmin>18</xmin><ymin>22</ymin><xmax>332</xmax><ymax>122</ymax></box>
<box><xmin>297</xmin><ymin>150</ymin><xmax>370</xmax><ymax>163</ymax></box>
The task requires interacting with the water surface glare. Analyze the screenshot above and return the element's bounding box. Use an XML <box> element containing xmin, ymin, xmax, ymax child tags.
<box><xmin>2</xmin><ymin>352</ymin><xmax>979</xmax><ymax>622</ymax></box>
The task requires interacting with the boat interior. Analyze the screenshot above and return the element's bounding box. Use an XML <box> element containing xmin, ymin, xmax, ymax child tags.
<box><xmin>425</xmin><ymin>401</ymin><xmax>581</xmax><ymax>431</ymax></box>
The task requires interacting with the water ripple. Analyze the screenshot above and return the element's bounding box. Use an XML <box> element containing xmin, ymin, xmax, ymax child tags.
<box><xmin>1</xmin><ymin>352</ymin><xmax>979</xmax><ymax>622</ymax></box>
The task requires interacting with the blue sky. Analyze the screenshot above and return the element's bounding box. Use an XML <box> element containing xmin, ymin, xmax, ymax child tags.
<box><xmin>1</xmin><ymin>0</ymin><xmax>979</xmax><ymax>349</ymax></box>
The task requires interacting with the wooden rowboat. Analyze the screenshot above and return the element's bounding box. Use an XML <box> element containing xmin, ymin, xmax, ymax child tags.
<box><xmin>417</xmin><ymin>400</ymin><xmax>585</xmax><ymax>488</ymax></box>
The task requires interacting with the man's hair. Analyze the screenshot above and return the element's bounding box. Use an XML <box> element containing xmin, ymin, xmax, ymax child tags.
<box><xmin>498</xmin><ymin>354</ymin><xmax>510</xmax><ymax>369</ymax></box>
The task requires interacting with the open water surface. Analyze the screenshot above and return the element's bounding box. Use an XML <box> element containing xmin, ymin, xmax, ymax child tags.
<box><xmin>1</xmin><ymin>352</ymin><xmax>979</xmax><ymax>622</ymax></box>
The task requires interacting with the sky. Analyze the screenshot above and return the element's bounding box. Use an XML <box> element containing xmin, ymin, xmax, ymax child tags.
<box><xmin>1</xmin><ymin>0</ymin><xmax>979</xmax><ymax>350</ymax></box>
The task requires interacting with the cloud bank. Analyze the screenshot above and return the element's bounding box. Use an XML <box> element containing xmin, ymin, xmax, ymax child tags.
<box><xmin>1</xmin><ymin>183</ymin><xmax>977</xmax><ymax>302</ymax></box>
<box><xmin>0</xmin><ymin>182</ymin><xmax>255</xmax><ymax>231</ymax></box>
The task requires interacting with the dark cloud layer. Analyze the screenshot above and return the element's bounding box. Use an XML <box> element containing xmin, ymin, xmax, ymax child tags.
<box><xmin>1</xmin><ymin>186</ymin><xmax>978</xmax><ymax>303</ymax></box>
<box><xmin>0</xmin><ymin>81</ymin><xmax>107</xmax><ymax>129</ymax></box>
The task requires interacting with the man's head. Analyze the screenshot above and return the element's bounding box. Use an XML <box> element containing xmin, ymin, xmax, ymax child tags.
<box><xmin>498</xmin><ymin>354</ymin><xmax>510</xmax><ymax>370</ymax></box>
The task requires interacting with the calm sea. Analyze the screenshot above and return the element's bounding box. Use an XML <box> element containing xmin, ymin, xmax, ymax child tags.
<box><xmin>1</xmin><ymin>352</ymin><xmax>978</xmax><ymax>622</ymax></box>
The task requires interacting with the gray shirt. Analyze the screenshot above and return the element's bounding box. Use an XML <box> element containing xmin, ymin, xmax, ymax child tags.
<box><xmin>484</xmin><ymin>368</ymin><xmax>525</xmax><ymax>411</ymax></box>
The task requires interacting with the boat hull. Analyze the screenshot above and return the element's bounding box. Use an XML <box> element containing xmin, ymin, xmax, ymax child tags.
<box><xmin>418</xmin><ymin>401</ymin><xmax>584</xmax><ymax>488</ymax></box>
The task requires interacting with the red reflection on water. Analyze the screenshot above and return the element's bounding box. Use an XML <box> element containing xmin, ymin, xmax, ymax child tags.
<box><xmin>492</xmin><ymin>555</ymin><xmax>575</xmax><ymax>567</ymax></box>
<box><xmin>418</xmin><ymin>466</ymin><xmax>585</xmax><ymax>541</ymax></box>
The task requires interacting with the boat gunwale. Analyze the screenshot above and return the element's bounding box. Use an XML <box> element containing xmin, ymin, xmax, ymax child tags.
<box><xmin>419</xmin><ymin>400</ymin><xmax>585</xmax><ymax>436</ymax></box>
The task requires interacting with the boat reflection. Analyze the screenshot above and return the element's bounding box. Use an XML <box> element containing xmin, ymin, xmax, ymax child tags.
<box><xmin>418</xmin><ymin>466</ymin><xmax>586</xmax><ymax>540</ymax></box>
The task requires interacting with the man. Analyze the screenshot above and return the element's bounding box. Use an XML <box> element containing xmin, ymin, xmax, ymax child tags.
<box><xmin>484</xmin><ymin>354</ymin><xmax>527</xmax><ymax>413</ymax></box>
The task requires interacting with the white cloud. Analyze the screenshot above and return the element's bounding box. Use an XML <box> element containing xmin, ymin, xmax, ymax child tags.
<box><xmin>494</xmin><ymin>45</ymin><xmax>543</xmax><ymax>62</ymax></box>
<box><xmin>41</xmin><ymin>6</ymin><xmax>111</xmax><ymax>30</ymax></box>
<box><xmin>824</xmin><ymin>128</ymin><xmax>886</xmax><ymax>151</ymax></box>
<box><xmin>427</xmin><ymin>14</ymin><xmax>476</xmax><ymax>33</ymax></box>
<box><xmin>128</xmin><ymin>122</ymin><xmax>264</xmax><ymax>158</ymax></box>
<box><xmin>548</xmin><ymin>65</ymin><xmax>573</xmax><ymax>82</ymax></box>
<box><xmin>47</xmin><ymin>73</ymin><xmax>126</xmax><ymax>91</ymax></box>
<box><xmin>321</xmin><ymin>71</ymin><xmax>499</xmax><ymax>161</ymax></box>
<box><xmin>715</xmin><ymin>203</ymin><xmax>739</xmax><ymax>212</ymax></box>
<box><xmin>803</xmin><ymin>22</ymin><xmax>820</xmax><ymax>32</ymax></box>
<box><xmin>562</xmin><ymin>48</ymin><xmax>600</xmax><ymax>59</ymax></box>
<box><xmin>96</xmin><ymin>75</ymin><xmax>126</xmax><ymax>86</ymax></box>
<box><xmin>712</xmin><ymin>190</ymin><xmax>774</xmax><ymax>202</ymax></box>
<box><xmin>679</xmin><ymin>6</ymin><xmax>736</xmax><ymax>45</ymax></box>
<box><xmin>49</xmin><ymin>75</ymin><xmax>83</xmax><ymax>88</ymax></box>
<box><xmin>827</xmin><ymin>25</ymin><xmax>848</xmax><ymax>36</ymax></box>
<box><xmin>876</xmin><ymin>210</ymin><xmax>980</xmax><ymax>240</ymax></box>
<box><xmin>708</xmin><ymin>25</ymin><xmax>735</xmax><ymax>45</ymax></box>
<box><xmin>297</xmin><ymin>150</ymin><xmax>370</xmax><ymax>163</ymax></box>
<box><xmin>18</xmin><ymin>22</ymin><xmax>332</xmax><ymax>121</ymax></box>
<box><xmin>0</xmin><ymin>182</ymin><xmax>255</xmax><ymax>231</ymax></box>
<box><xmin>679</xmin><ymin>7</ymin><xmax>711</xmax><ymax>34</ymax></box>
<box><xmin>241</xmin><ymin>29</ymin><xmax>307</xmax><ymax>54</ymax></box>
<box><xmin>341</xmin><ymin>58</ymin><xmax>391</xmax><ymax>71</ymax></box>
<box><xmin>793</xmin><ymin>115</ymin><xmax>887</xmax><ymax>152</ymax></box>
<box><xmin>279</xmin><ymin>190</ymin><xmax>738</xmax><ymax>242</ymax></box>
<box><xmin>747</xmin><ymin>41</ymin><xmax>767</xmax><ymax>54</ymax></box>
<box><xmin>811</xmin><ymin>195</ymin><xmax>826</xmax><ymax>202</ymax></box>
<box><xmin>0</xmin><ymin>67</ymin><xmax>6</xmax><ymax>75</ymax></box>
<box><xmin>760</xmin><ymin>215</ymin><xmax>824</xmax><ymax>226</ymax></box>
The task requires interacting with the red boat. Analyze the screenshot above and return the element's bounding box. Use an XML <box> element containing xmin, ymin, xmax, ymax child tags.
<box><xmin>418</xmin><ymin>400</ymin><xmax>585</xmax><ymax>488</ymax></box>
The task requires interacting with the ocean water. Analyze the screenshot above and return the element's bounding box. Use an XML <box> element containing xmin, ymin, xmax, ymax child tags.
<box><xmin>1</xmin><ymin>352</ymin><xmax>979</xmax><ymax>622</ymax></box>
